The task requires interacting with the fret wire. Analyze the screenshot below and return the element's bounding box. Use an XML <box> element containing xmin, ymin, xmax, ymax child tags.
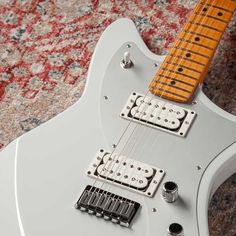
<box><xmin>150</xmin><ymin>86</ymin><xmax>189</xmax><ymax>99</ymax></box>
<box><xmin>162</xmin><ymin>64</ymin><xmax>201</xmax><ymax>80</ymax></box>
<box><xmin>174</xmin><ymin>46</ymin><xmax>210</xmax><ymax>58</ymax></box>
<box><xmin>164</xmin><ymin>61</ymin><xmax>202</xmax><ymax>73</ymax></box>
<box><xmin>163</xmin><ymin>50</ymin><xmax>208</xmax><ymax>68</ymax></box>
<box><xmin>189</xmin><ymin>15</ymin><xmax>227</xmax><ymax>30</ymax></box>
<box><xmin>154</xmin><ymin>70</ymin><xmax>197</xmax><ymax>87</ymax></box>
<box><xmin>184</xmin><ymin>22</ymin><xmax>222</xmax><ymax>39</ymax></box>
<box><xmin>156</xmin><ymin>74</ymin><xmax>196</xmax><ymax>87</ymax></box>
<box><xmin>195</xmin><ymin>3</ymin><xmax>233</xmax><ymax>22</ymax></box>
<box><xmin>194</xmin><ymin>12</ymin><xmax>229</xmax><ymax>23</ymax></box>
<box><xmin>175</xmin><ymin>40</ymin><xmax>213</xmax><ymax>57</ymax></box>
<box><xmin>189</xmin><ymin>21</ymin><xmax>225</xmax><ymax>32</ymax></box>
<box><xmin>165</xmin><ymin>55</ymin><xmax>206</xmax><ymax>70</ymax></box>
<box><xmin>201</xmin><ymin>2</ymin><xmax>235</xmax><ymax>13</ymax></box>
<box><xmin>157</xmin><ymin>54</ymin><xmax>204</xmax><ymax>77</ymax></box>
<box><xmin>153</xmin><ymin>72</ymin><xmax>197</xmax><ymax>87</ymax></box>
<box><xmin>154</xmin><ymin>80</ymin><xmax>192</xmax><ymax>94</ymax></box>
<box><xmin>160</xmin><ymin>68</ymin><xmax>199</xmax><ymax>81</ymax></box>
<box><xmin>152</xmin><ymin>76</ymin><xmax>196</xmax><ymax>96</ymax></box>
<box><xmin>178</xmin><ymin>38</ymin><xmax>215</xmax><ymax>50</ymax></box>
<box><xmin>182</xmin><ymin>30</ymin><xmax>218</xmax><ymax>41</ymax></box>
<box><xmin>169</xmin><ymin>53</ymin><xmax>206</xmax><ymax>66</ymax></box>
<box><xmin>202</xmin><ymin>0</ymin><xmax>236</xmax><ymax>10</ymax></box>
<box><xmin>178</xmin><ymin>33</ymin><xmax>219</xmax><ymax>52</ymax></box>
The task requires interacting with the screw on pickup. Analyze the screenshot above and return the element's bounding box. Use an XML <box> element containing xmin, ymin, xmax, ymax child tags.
<box><xmin>75</xmin><ymin>185</ymin><xmax>140</xmax><ymax>227</ymax></box>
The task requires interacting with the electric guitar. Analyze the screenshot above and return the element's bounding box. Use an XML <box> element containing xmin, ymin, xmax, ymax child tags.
<box><xmin>0</xmin><ymin>0</ymin><xmax>236</xmax><ymax>235</ymax></box>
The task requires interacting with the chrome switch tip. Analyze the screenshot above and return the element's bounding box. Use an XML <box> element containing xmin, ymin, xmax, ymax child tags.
<box><xmin>120</xmin><ymin>51</ymin><xmax>133</xmax><ymax>69</ymax></box>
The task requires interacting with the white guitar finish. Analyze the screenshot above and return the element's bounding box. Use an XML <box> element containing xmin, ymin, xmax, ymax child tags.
<box><xmin>0</xmin><ymin>18</ymin><xmax>236</xmax><ymax>236</ymax></box>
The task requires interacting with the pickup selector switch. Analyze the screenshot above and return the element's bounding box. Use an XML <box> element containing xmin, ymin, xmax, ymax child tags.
<box><xmin>120</xmin><ymin>51</ymin><xmax>133</xmax><ymax>69</ymax></box>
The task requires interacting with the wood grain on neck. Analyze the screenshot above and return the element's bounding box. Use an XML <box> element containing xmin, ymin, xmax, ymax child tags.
<box><xmin>149</xmin><ymin>0</ymin><xmax>236</xmax><ymax>103</ymax></box>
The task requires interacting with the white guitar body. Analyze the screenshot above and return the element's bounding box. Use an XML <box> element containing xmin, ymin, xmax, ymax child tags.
<box><xmin>0</xmin><ymin>19</ymin><xmax>236</xmax><ymax>236</ymax></box>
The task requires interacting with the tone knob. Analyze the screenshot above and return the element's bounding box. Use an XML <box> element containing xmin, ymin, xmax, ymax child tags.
<box><xmin>162</xmin><ymin>181</ymin><xmax>178</xmax><ymax>203</ymax></box>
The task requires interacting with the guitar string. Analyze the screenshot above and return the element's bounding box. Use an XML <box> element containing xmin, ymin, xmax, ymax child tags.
<box><xmin>127</xmin><ymin>0</ymin><xmax>233</xmax><ymax>214</ymax></box>
<box><xmin>96</xmin><ymin>0</ymin><xmax>207</xmax><ymax>195</ymax></box>
<box><xmin>112</xmin><ymin>0</ymin><xmax>231</xmax><ymax>220</ymax></box>
<box><xmin>125</xmin><ymin>0</ymin><xmax>227</xmax><ymax>196</ymax></box>
<box><xmin>102</xmin><ymin>0</ymin><xmax>218</xmax><ymax>207</ymax></box>
<box><xmin>97</xmin><ymin>0</ymin><xmax>228</xmax><ymax>214</ymax></box>
<box><xmin>92</xmin><ymin>0</ymin><xmax>227</xmax><ymax>214</ymax></box>
<box><xmin>90</xmin><ymin>0</ymin><xmax>212</xmax><ymax>212</ymax></box>
<box><xmin>125</xmin><ymin>0</ymin><xmax>223</xmax><ymax>189</ymax></box>
<box><xmin>127</xmin><ymin>0</ymin><xmax>234</xmax><ymax>203</ymax></box>
<box><xmin>84</xmin><ymin>0</ymin><xmax>225</xmax><ymax>215</ymax></box>
<box><xmin>84</xmin><ymin>0</ymin><xmax>212</xmax><ymax>210</ymax></box>
<box><xmin>98</xmin><ymin>0</ymin><xmax>232</xmax><ymax>216</ymax></box>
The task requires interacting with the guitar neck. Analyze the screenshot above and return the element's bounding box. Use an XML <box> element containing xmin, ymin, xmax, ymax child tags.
<box><xmin>149</xmin><ymin>0</ymin><xmax>236</xmax><ymax>103</ymax></box>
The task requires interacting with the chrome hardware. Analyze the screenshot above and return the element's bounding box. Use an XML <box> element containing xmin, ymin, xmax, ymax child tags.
<box><xmin>162</xmin><ymin>181</ymin><xmax>178</xmax><ymax>203</ymax></box>
<box><xmin>75</xmin><ymin>185</ymin><xmax>140</xmax><ymax>227</ymax></box>
<box><xmin>167</xmin><ymin>223</ymin><xmax>184</xmax><ymax>236</ymax></box>
<box><xmin>120</xmin><ymin>51</ymin><xmax>133</xmax><ymax>69</ymax></box>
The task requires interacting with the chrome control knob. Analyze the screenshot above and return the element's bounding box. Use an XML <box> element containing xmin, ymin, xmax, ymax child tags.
<box><xmin>162</xmin><ymin>181</ymin><xmax>178</xmax><ymax>203</ymax></box>
<box><xmin>167</xmin><ymin>223</ymin><xmax>184</xmax><ymax>236</ymax></box>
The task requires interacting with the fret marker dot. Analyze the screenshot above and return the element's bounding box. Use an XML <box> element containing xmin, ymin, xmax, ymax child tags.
<box><xmin>218</xmin><ymin>12</ymin><xmax>223</xmax><ymax>16</ymax></box>
<box><xmin>202</xmin><ymin>7</ymin><xmax>207</xmax><ymax>12</ymax></box>
<box><xmin>178</xmin><ymin>68</ymin><xmax>183</xmax><ymax>72</ymax></box>
<box><xmin>170</xmin><ymin>80</ymin><xmax>176</xmax><ymax>85</ymax></box>
<box><xmin>186</xmin><ymin>53</ymin><xmax>191</xmax><ymax>58</ymax></box>
<box><xmin>195</xmin><ymin>37</ymin><xmax>200</xmax><ymax>42</ymax></box>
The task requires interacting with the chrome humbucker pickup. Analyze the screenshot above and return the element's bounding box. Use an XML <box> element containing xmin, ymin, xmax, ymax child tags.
<box><xmin>120</xmin><ymin>92</ymin><xmax>196</xmax><ymax>137</ymax></box>
<box><xmin>75</xmin><ymin>185</ymin><xmax>140</xmax><ymax>227</ymax></box>
<box><xmin>87</xmin><ymin>150</ymin><xmax>165</xmax><ymax>197</ymax></box>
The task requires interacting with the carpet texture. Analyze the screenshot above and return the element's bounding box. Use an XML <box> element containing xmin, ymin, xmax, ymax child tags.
<box><xmin>0</xmin><ymin>0</ymin><xmax>235</xmax><ymax>235</ymax></box>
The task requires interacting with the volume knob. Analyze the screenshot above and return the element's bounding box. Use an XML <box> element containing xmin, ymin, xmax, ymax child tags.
<box><xmin>167</xmin><ymin>223</ymin><xmax>184</xmax><ymax>236</ymax></box>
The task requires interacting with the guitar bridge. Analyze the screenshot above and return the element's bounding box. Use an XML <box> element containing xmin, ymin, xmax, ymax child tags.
<box><xmin>75</xmin><ymin>185</ymin><xmax>140</xmax><ymax>227</ymax></box>
<box><xmin>120</xmin><ymin>92</ymin><xmax>196</xmax><ymax>137</ymax></box>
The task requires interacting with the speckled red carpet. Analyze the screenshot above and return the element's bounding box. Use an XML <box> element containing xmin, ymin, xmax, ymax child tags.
<box><xmin>0</xmin><ymin>0</ymin><xmax>235</xmax><ymax>235</ymax></box>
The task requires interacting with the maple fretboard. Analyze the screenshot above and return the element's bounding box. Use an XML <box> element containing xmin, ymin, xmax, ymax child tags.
<box><xmin>149</xmin><ymin>0</ymin><xmax>236</xmax><ymax>103</ymax></box>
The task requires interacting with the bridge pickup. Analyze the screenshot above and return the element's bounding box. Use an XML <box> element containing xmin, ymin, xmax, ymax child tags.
<box><xmin>75</xmin><ymin>185</ymin><xmax>140</xmax><ymax>227</ymax></box>
<box><xmin>87</xmin><ymin>150</ymin><xmax>165</xmax><ymax>197</ymax></box>
<box><xmin>120</xmin><ymin>92</ymin><xmax>196</xmax><ymax>137</ymax></box>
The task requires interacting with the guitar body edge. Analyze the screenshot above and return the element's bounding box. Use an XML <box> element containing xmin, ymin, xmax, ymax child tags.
<box><xmin>0</xmin><ymin>18</ymin><xmax>235</xmax><ymax>236</ymax></box>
